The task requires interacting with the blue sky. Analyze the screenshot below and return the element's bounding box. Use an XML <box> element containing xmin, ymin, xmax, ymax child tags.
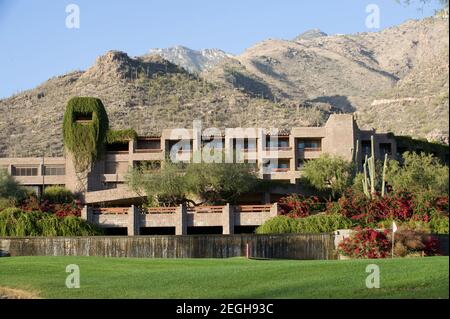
<box><xmin>0</xmin><ymin>0</ymin><xmax>443</xmax><ymax>99</ymax></box>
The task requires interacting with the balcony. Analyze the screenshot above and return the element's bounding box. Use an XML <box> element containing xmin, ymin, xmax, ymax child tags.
<box><xmin>262</xmin><ymin>147</ymin><xmax>293</xmax><ymax>159</ymax></box>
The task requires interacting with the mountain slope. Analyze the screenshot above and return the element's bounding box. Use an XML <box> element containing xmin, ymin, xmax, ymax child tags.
<box><xmin>204</xmin><ymin>15</ymin><xmax>449</xmax><ymax>142</ymax></box>
<box><xmin>0</xmin><ymin>51</ymin><xmax>333</xmax><ymax>157</ymax></box>
<box><xmin>146</xmin><ymin>46</ymin><xmax>232</xmax><ymax>73</ymax></box>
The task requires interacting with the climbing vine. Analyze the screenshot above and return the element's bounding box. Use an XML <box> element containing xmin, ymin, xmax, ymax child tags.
<box><xmin>63</xmin><ymin>97</ymin><xmax>137</xmax><ymax>173</ymax></box>
<box><xmin>63</xmin><ymin>97</ymin><xmax>109</xmax><ymax>172</ymax></box>
<box><xmin>105</xmin><ymin>129</ymin><xmax>138</xmax><ymax>144</ymax></box>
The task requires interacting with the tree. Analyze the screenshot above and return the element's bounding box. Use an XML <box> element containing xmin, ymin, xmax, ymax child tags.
<box><xmin>386</xmin><ymin>152</ymin><xmax>449</xmax><ymax>197</ymax></box>
<box><xmin>125</xmin><ymin>160</ymin><xmax>259</xmax><ymax>206</ymax></box>
<box><xmin>126</xmin><ymin>161</ymin><xmax>188</xmax><ymax>207</ymax></box>
<box><xmin>0</xmin><ymin>169</ymin><xmax>27</xmax><ymax>202</ymax></box>
<box><xmin>185</xmin><ymin>162</ymin><xmax>258</xmax><ymax>205</ymax></box>
<box><xmin>301</xmin><ymin>154</ymin><xmax>354</xmax><ymax>199</ymax></box>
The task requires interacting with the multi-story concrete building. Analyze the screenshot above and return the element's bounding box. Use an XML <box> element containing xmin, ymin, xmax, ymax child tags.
<box><xmin>3</xmin><ymin>113</ymin><xmax>435</xmax><ymax>206</ymax></box>
<box><xmin>2</xmin><ymin>107</ymin><xmax>448</xmax><ymax>235</ymax></box>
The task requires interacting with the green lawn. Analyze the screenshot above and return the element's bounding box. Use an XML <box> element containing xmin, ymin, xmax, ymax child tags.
<box><xmin>0</xmin><ymin>256</ymin><xmax>448</xmax><ymax>299</ymax></box>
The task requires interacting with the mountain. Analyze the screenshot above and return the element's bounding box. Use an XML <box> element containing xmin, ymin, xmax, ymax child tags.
<box><xmin>146</xmin><ymin>46</ymin><xmax>233</xmax><ymax>73</ymax></box>
<box><xmin>293</xmin><ymin>29</ymin><xmax>328</xmax><ymax>41</ymax></box>
<box><xmin>0</xmin><ymin>51</ymin><xmax>333</xmax><ymax>157</ymax></box>
<box><xmin>203</xmin><ymin>15</ymin><xmax>449</xmax><ymax>143</ymax></box>
<box><xmin>0</xmin><ymin>15</ymin><xmax>448</xmax><ymax>157</ymax></box>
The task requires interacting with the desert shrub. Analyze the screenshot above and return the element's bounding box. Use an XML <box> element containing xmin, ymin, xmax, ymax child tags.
<box><xmin>429</xmin><ymin>213</ymin><xmax>449</xmax><ymax>234</ymax></box>
<box><xmin>0</xmin><ymin>198</ymin><xmax>17</xmax><ymax>212</ymax></box>
<box><xmin>386</xmin><ymin>152</ymin><xmax>448</xmax><ymax>198</ymax></box>
<box><xmin>0</xmin><ymin>208</ymin><xmax>101</xmax><ymax>236</ymax></box>
<box><xmin>0</xmin><ymin>169</ymin><xmax>27</xmax><ymax>202</ymax></box>
<box><xmin>301</xmin><ymin>154</ymin><xmax>354</xmax><ymax>198</ymax></box>
<box><xmin>256</xmin><ymin>214</ymin><xmax>354</xmax><ymax>234</ymax></box>
<box><xmin>338</xmin><ymin>227</ymin><xmax>391</xmax><ymax>259</ymax></box>
<box><xmin>391</xmin><ymin>227</ymin><xmax>440</xmax><ymax>257</ymax></box>
<box><xmin>42</xmin><ymin>186</ymin><xmax>74</xmax><ymax>204</ymax></box>
<box><xmin>296</xmin><ymin>214</ymin><xmax>355</xmax><ymax>233</ymax></box>
<box><xmin>278</xmin><ymin>194</ymin><xmax>326</xmax><ymax>218</ymax></box>
<box><xmin>255</xmin><ymin>216</ymin><xmax>299</xmax><ymax>234</ymax></box>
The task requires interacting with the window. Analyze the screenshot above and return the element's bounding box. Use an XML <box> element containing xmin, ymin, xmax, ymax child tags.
<box><xmin>106</xmin><ymin>142</ymin><xmax>129</xmax><ymax>153</ymax></box>
<box><xmin>361</xmin><ymin>140</ymin><xmax>371</xmax><ymax>156</ymax></box>
<box><xmin>12</xmin><ymin>166</ymin><xmax>38</xmax><ymax>176</ymax></box>
<box><xmin>103</xmin><ymin>182</ymin><xmax>123</xmax><ymax>189</ymax></box>
<box><xmin>379</xmin><ymin>143</ymin><xmax>392</xmax><ymax>157</ymax></box>
<box><xmin>202</xmin><ymin>138</ymin><xmax>224</xmax><ymax>149</ymax></box>
<box><xmin>297</xmin><ymin>139</ymin><xmax>321</xmax><ymax>151</ymax></box>
<box><xmin>297</xmin><ymin>158</ymin><xmax>311</xmax><ymax>170</ymax></box>
<box><xmin>136</xmin><ymin>138</ymin><xmax>161</xmax><ymax>151</ymax></box>
<box><xmin>105</xmin><ymin>161</ymin><xmax>128</xmax><ymax>174</ymax></box>
<box><xmin>265</xmin><ymin>137</ymin><xmax>289</xmax><ymax>149</ymax></box>
<box><xmin>44</xmin><ymin>165</ymin><xmax>65</xmax><ymax>176</ymax></box>
<box><xmin>74</xmin><ymin>112</ymin><xmax>93</xmax><ymax>124</ymax></box>
<box><xmin>134</xmin><ymin>161</ymin><xmax>161</xmax><ymax>171</ymax></box>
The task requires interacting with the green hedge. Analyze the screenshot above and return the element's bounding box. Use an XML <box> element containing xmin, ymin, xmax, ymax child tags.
<box><xmin>42</xmin><ymin>186</ymin><xmax>74</xmax><ymax>204</ymax></box>
<box><xmin>0</xmin><ymin>208</ymin><xmax>102</xmax><ymax>236</ymax></box>
<box><xmin>296</xmin><ymin>214</ymin><xmax>355</xmax><ymax>233</ymax></box>
<box><xmin>256</xmin><ymin>214</ymin><xmax>354</xmax><ymax>234</ymax></box>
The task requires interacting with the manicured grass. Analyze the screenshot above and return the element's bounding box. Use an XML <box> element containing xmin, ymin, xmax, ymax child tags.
<box><xmin>0</xmin><ymin>256</ymin><xmax>448</xmax><ymax>299</ymax></box>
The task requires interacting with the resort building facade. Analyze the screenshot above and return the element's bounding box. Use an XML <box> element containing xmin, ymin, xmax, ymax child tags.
<box><xmin>3</xmin><ymin>113</ymin><xmax>443</xmax><ymax>206</ymax></box>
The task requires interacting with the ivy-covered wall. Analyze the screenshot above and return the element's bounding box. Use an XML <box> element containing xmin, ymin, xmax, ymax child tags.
<box><xmin>63</xmin><ymin>97</ymin><xmax>136</xmax><ymax>172</ymax></box>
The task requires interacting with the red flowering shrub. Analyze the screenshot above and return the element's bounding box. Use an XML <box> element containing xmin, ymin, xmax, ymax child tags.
<box><xmin>338</xmin><ymin>227</ymin><xmax>391</xmax><ymax>259</ymax></box>
<box><xmin>20</xmin><ymin>197</ymin><xmax>81</xmax><ymax>217</ymax></box>
<box><xmin>423</xmin><ymin>236</ymin><xmax>440</xmax><ymax>256</ymax></box>
<box><xmin>278</xmin><ymin>194</ymin><xmax>325</xmax><ymax>218</ymax></box>
<box><xmin>330</xmin><ymin>190</ymin><xmax>422</xmax><ymax>225</ymax></box>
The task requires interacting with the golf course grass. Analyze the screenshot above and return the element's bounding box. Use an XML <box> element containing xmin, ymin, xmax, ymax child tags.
<box><xmin>0</xmin><ymin>256</ymin><xmax>448</xmax><ymax>299</ymax></box>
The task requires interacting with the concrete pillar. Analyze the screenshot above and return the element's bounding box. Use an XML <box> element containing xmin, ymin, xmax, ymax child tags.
<box><xmin>81</xmin><ymin>205</ymin><xmax>93</xmax><ymax>223</ymax></box>
<box><xmin>175</xmin><ymin>204</ymin><xmax>187</xmax><ymax>235</ymax></box>
<box><xmin>128</xmin><ymin>139</ymin><xmax>135</xmax><ymax>167</ymax></box>
<box><xmin>127</xmin><ymin>205</ymin><xmax>140</xmax><ymax>236</ymax></box>
<box><xmin>289</xmin><ymin>134</ymin><xmax>296</xmax><ymax>175</ymax></box>
<box><xmin>222</xmin><ymin>203</ymin><xmax>234</xmax><ymax>235</ymax></box>
<box><xmin>270</xmin><ymin>203</ymin><xmax>278</xmax><ymax>218</ymax></box>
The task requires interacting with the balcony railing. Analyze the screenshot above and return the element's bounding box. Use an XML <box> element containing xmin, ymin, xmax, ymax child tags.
<box><xmin>134</xmin><ymin>148</ymin><xmax>162</xmax><ymax>153</ymax></box>
<box><xmin>187</xmin><ymin>206</ymin><xmax>223</xmax><ymax>214</ymax></box>
<box><xmin>264</xmin><ymin>146</ymin><xmax>292</xmax><ymax>151</ymax></box>
<box><xmin>236</xmin><ymin>205</ymin><xmax>272</xmax><ymax>213</ymax></box>
<box><xmin>298</xmin><ymin>147</ymin><xmax>321</xmax><ymax>152</ymax></box>
<box><xmin>143</xmin><ymin>207</ymin><xmax>178</xmax><ymax>214</ymax></box>
<box><xmin>92</xmin><ymin>207</ymin><xmax>129</xmax><ymax>215</ymax></box>
<box><xmin>270</xmin><ymin>167</ymin><xmax>290</xmax><ymax>172</ymax></box>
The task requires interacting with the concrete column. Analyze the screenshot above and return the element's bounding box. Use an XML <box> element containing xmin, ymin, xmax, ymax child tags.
<box><xmin>127</xmin><ymin>205</ymin><xmax>140</xmax><ymax>236</ymax></box>
<box><xmin>222</xmin><ymin>203</ymin><xmax>234</xmax><ymax>235</ymax></box>
<box><xmin>269</xmin><ymin>203</ymin><xmax>278</xmax><ymax>218</ymax></box>
<box><xmin>289</xmin><ymin>135</ymin><xmax>296</xmax><ymax>175</ymax></box>
<box><xmin>81</xmin><ymin>205</ymin><xmax>93</xmax><ymax>223</ymax></box>
<box><xmin>175</xmin><ymin>204</ymin><xmax>187</xmax><ymax>235</ymax></box>
<box><xmin>128</xmin><ymin>139</ymin><xmax>135</xmax><ymax>167</ymax></box>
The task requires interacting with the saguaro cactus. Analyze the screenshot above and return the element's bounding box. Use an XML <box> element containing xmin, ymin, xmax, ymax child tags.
<box><xmin>361</xmin><ymin>136</ymin><xmax>388</xmax><ymax>199</ymax></box>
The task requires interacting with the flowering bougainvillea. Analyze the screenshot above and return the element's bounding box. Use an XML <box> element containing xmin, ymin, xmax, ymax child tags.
<box><xmin>338</xmin><ymin>227</ymin><xmax>391</xmax><ymax>259</ymax></box>
<box><xmin>330</xmin><ymin>190</ymin><xmax>422</xmax><ymax>225</ymax></box>
<box><xmin>278</xmin><ymin>194</ymin><xmax>325</xmax><ymax>218</ymax></box>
